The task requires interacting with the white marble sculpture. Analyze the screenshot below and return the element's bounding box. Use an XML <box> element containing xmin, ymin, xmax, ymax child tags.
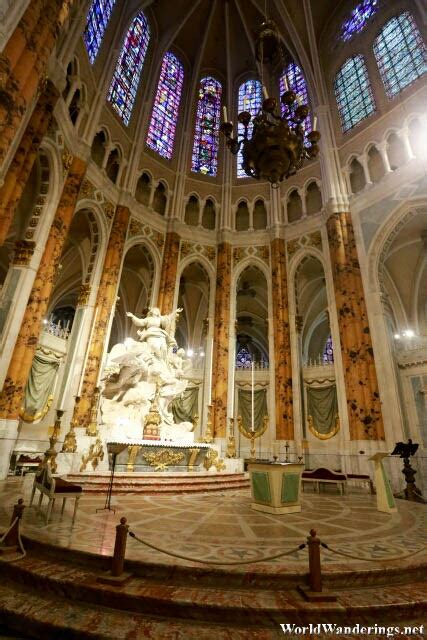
<box><xmin>100</xmin><ymin>307</ymin><xmax>195</xmax><ymax>442</ymax></box>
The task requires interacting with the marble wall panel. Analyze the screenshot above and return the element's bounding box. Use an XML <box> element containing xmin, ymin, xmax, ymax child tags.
<box><xmin>157</xmin><ymin>232</ymin><xmax>180</xmax><ymax>314</ymax></box>
<box><xmin>74</xmin><ymin>205</ymin><xmax>130</xmax><ymax>426</ymax></box>
<box><xmin>0</xmin><ymin>155</ymin><xmax>87</xmax><ymax>419</ymax></box>
<box><xmin>327</xmin><ymin>211</ymin><xmax>385</xmax><ymax>440</ymax></box>
<box><xmin>212</xmin><ymin>242</ymin><xmax>232</xmax><ymax>437</ymax></box>
<box><xmin>271</xmin><ymin>238</ymin><xmax>294</xmax><ymax>440</ymax></box>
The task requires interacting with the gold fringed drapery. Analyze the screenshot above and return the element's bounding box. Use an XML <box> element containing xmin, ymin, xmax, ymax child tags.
<box><xmin>238</xmin><ymin>388</ymin><xmax>267</xmax><ymax>434</ymax></box>
<box><xmin>306</xmin><ymin>383</ymin><xmax>339</xmax><ymax>440</ymax></box>
<box><xmin>19</xmin><ymin>347</ymin><xmax>62</xmax><ymax>422</ymax></box>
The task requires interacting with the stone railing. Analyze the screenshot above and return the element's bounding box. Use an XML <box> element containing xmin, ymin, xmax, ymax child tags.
<box><xmin>42</xmin><ymin>320</ymin><xmax>70</xmax><ymax>341</ymax></box>
<box><xmin>394</xmin><ymin>336</ymin><xmax>427</xmax><ymax>369</ymax></box>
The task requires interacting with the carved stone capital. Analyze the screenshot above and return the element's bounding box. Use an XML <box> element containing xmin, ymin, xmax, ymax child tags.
<box><xmin>12</xmin><ymin>240</ymin><xmax>36</xmax><ymax>266</ymax></box>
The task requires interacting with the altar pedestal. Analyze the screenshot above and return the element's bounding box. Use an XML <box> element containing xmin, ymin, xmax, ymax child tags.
<box><xmin>248</xmin><ymin>462</ymin><xmax>304</xmax><ymax>514</ymax></box>
<box><xmin>369</xmin><ymin>452</ymin><xmax>397</xmax><ymax>514</ymax></box>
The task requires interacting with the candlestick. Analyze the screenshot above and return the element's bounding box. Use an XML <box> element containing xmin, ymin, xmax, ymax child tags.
<box><xmin>207</xmin><ymin>336</ymin><xmax>213</xmax><ymax>405</ymax></box>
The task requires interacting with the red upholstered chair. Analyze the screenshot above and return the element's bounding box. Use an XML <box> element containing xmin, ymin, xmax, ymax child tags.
<box><xmin>30</xmin><ymin>462</ymin><xmax>82</xmax><ymax>524</ymax></box>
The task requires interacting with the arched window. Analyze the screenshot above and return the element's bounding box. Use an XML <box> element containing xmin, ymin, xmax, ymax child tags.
<box><xmin>84</xmin><ymin>0</ymin><xmax>117</xmax><ymax>64</ymax></box>
<box><xmin>237</xmin><ymin>80</ymin><xmax>262</xmax><ymax>178</ymax></box>
<box><xmin>107</xmin><ymin>12</ymin><xmax>150</xmax><ymax>126</ymax></box>
<box><xmin>341</xmin><ymin>0</ymin><xmax>379</xmax><ymax>42</ymax></box>
<box><xmin>280</xmin><ymin>63</ymin><xmax>311</xmax><ymax>135</ymax></box>
<box><xmin>146</xmin><ymin>52</ymin><xmax>184</xmax><ymax>159</ymax></box>
<box><xmin>373</xmin><ymin>12</ymin><xmax>426</xmax><ymax>98</ymax></box>
<box><xmin>322</xmin><ymin>335</ymin><xmax>334</xmax><ymax>364</ymax></box>
<box><xmin>236</xmin><ymin>346</ymin><xmax>253</xmax><ymax>369</ymax></box>
<box><xmin>191</xmin><ymin>77</ymin><xmax>222</xmax><ymax>176</ymax></box>
<box><xmin>334</xmin><ymin>55</ymin><xmax>375</xmax><ymax>132</ymax></box>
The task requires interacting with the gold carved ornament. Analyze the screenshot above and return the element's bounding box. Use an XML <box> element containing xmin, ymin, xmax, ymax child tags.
<box><xmin>80</xmin><ymin>438</ymin><xmax>104</xmax><ymax>472</ymax></box>
<box><xmin>143</xmin><ymin>449</ymin><xmax>185</xmax><ymax>471</ymax></box>
<box><xmin>203</xmin><ymin>448</ymin><xmax>226</xmax><ymax>472</ymax></box>
<box><xmin>307</xmin><ymin>414</ymin><xmax>340</xmax><ymax>440</ymax></box>
<box><xmin>237</xmin><ymin>415</ymin><xmax>269</xmax><ymax>459</ymax></box>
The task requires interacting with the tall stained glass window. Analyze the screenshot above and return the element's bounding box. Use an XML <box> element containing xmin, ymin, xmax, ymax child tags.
<box><xmin>84</xmin><ymin>0</ymin><xmax>116</xmax><ymax>64</ymax></box>
<box><xmin>146</xmin><ymin>52</ymin><xmax>184</xmax><ymax>159</ymax></box>
<box><xmin>237</xmin><ymin>79</ymin><xmax>262</xmax><ymax>178</ymax></box>
<box><xmin>341</xmin><ymin>0</ymin><xmax>379</xmax><ymax>41</ymax></box>
<box><xmin>191</xmin><ymin>77</ymin><xmax>222</xmax><ymax>176</ymax></box>
<box><xmin>280</xmin><ymin>63</ymin><xmax>312</xmax><ymax>135</ymax></box>
<box><xmin>373</xmin><ymin>12</ymin><xmax>426</xmax><ymax>98</ymax></box>
<box><xmin>107</xmin><ymin>12</ymin><xmax>150</xmax><ymax>126</ymax></box>
<box><xmin>334</xmin><ymin>55</ymin><xmax>375</xmax><ymax>132</ymax></box>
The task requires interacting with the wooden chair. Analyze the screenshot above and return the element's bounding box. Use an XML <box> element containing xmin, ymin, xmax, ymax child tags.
<box><xmin>29</xmin><ymin>462</ymin><xmax>82</xmax><ymax>524</ymax></box>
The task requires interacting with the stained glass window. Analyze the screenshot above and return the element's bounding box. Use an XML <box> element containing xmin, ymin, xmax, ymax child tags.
<box><xmin>322</xmin><ymin>335</ymin><xmax>334</xmax><ymax>364</ymax></box>
<box><xmin>341</xmin><ymin>0</ymin><xmax>379</xmax><ymax>41</ymax></box>
<box><xmin>107</xmin><ymin>12</ymin><xmax>150</xmax><ymax>126</ymax></box>
<box><xmin>334</xmin><ymin>55</ymin><xmax>375</xmax><ymax>132</ymax></box>
<box><xmin>280</xmin><ymin>63</ymin><xmax>312</xmax><ymax>135</ymax></box>
<box><xmin>373</xmin><ymin>12</ymin><xmax>426</xmax><ymax>98</ymax></box>
<box><xmin>84</xmin><ymin>0</ymin><xmax>116</xmax><ymax>64</ymax></box>
<box><xmin>236</xmin><ymin>346</ymin><xmax>253</xmax><ymax>369</ymax></box>
<box><xmin>191</xmin><ymin>77</ymin><xmax>222</xmax><ymax>176</ymax></box>
<box><xmin>237</xmin><ymin>80</ymin><xmax>262</xmax><ymax>178</ymax></box>
<box><xmin>146</xmin><ymin>52</ymin><xmax>184</xmax><ymax>159</ymax></box>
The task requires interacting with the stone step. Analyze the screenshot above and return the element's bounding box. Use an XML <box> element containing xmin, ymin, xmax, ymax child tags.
<box><xmin>65</xmin><ymin>472</ymin><xmax>250</xmax><ymax>494</ymax></box>
<box><xmin>1</xmin><ymin>546</ymin><xmax>426</xmax><ymax>630</ymax></box>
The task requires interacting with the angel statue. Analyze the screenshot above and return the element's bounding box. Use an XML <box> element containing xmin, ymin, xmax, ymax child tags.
<box><xmin>126</xmin><ymin>307</ymin><xmax>182</xmax><ymax>361</ymax></box>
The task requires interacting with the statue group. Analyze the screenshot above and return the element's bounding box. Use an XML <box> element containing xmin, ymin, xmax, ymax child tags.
<box><xmin>100</xmin><ymin>307</ymin><xmax>195</xmax><ymax>442</ymax></box>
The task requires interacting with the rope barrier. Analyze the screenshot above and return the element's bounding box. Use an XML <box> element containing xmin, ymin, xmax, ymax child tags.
<box><xmin>128</xmin><ymin>530</ymin><xmax>306</xmax><ymax>566</ymax></box>
<box><xmin>320</xmin><ymin>541</ymin><xmax>426</xmax><ymax>563</ymax></box>
<box><xmin>0</xmin><ymin>516</ymin><xmax>26</xmax><ymax>561</ymax></box>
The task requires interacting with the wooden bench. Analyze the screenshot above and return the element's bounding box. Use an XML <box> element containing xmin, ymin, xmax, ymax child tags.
<box><xmin>302</xmin><ymin>468</ymin><xmax>347</xmax><ymax>495</ymax></box>
<box><xmin>29</xmin><ymin>462</ymin><xmax>82</xmax><ymax>524</ymax></box>
<box><xmin>347</xmin><ymin>473</ymin><xmax>375</xmax><ymax>494</ymax></box>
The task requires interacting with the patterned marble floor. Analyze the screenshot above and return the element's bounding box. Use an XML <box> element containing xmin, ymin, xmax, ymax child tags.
<box><xmin>1</xmin><ymin>476</ymin><xmax>426</xmax><ymax>571</ymax></box>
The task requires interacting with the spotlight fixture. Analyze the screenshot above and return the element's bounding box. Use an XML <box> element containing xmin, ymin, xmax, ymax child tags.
<box><xmin>220</xmin><ymin>20</ymin><xmax>321</xmax><ymax>187</ymax></box>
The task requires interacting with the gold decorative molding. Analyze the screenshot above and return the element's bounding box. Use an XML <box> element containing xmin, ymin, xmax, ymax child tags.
<box><xmin>12</xmin><ymin>240</ymin><xmax>36</xmax><ymax>266</ymax></box>
<box><xmin>203</xmin><ymin>448</ymin><xmax>225</xmax><ymax>472</ymax></box>
<box><xmin>62</xmin><ymin>149</ymin><xmax>73</xmax><ymax>175</ymax></box>
<box><xmin>80</xmin><ymin>178</ymin><xmax>96</xmax><ymax>200</ymax></box>
<box><xmin>143</xmin><ymin>449</ymin><xmax>185</xmax><ymax>471</ymax></box>
<box><xmin>187</xmin><ymin>448</ymin><xmax>200</xmax><ymax>470</ymax></box>
<box><xmin>307</xmin><ymin>414</ymin><xmax>340</xmax><ymax>440</ymax></box>
<box><xmin>80</xmin><ymin>438</ymin><xmax>104</xmax><ymax>472</ymax></box>
<box><xmin>127</xmin><ymin>444</ymin><xmax>140</xmax><ymax>472</ymax></box>
<box><xmin>102</xmin><ymin>200</ymin><xmax>115</xmax><ymax>221</ymax></box>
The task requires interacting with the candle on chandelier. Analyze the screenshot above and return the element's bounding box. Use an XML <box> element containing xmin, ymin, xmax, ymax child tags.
<box><xmin>262</xmin><ymin>85</ymin><xmax>269</xmax><ymax>99</ymax></box>
<box><xmin>313</xmin><ymin>116</ymin><xmax>318</xmax><ymax>130</ymax></box>
<box><xmin>282</xmin><ymin>75</ymin><xmax>289</xmax><ymax>92</ymax></box>
<box><xmin>223</xmin><ymin>105</ymin><xmax>228</xmax><ymax>122</ymax></box>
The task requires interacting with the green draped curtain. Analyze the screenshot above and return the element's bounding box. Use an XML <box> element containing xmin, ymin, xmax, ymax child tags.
<box><xmin>306</xmin><ymin>384</ymin><xmax>338</xmax><ymax>435</ymax></box>
<box><xmin>22</xmin><ymin>350</ymin><xmax>62</xmax><ymax>421</ymax></box>
<box><xmin>172</xmin><ymin>386</ymin><xmax>199</xmax><ymax>423</ymax></box>
<box><xmin>238</xmin><ymin>388</ymin><xmax>267</xmax><ymax>433</ymax></box>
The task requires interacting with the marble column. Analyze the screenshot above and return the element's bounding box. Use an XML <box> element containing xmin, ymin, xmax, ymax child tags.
<box><xmin>73</xmin><ymin>205</ymin><xmax>130</xmax><ymax>427</ymax></box>
<box><xmin>156</xmin><ymin>231</ymin><xmax>180</xmax><ymax>314</ymax></box>
<box><xmin>211</xmin><ymin>242</ymin><xmax>232</xmax><ymax>438</ymax></box>
<box><xmin>270</xmin><ymin>238</ymin><xmax>294</xmax><ymax>440</ymax></box>
<box><xmin>0</xmin><ymin>0</ymin><xmax>73</xmax><ymax>168</ymax></box>
<box><xmin>326</xmin><ymin>211</ymin><xmax>385</xmax><ymax>441</ymax></box>
<box><xmin>0</xmin><ymin>156</ymin><xmax>86</xmax><ymax>420</ymax></box>
<box><xmin>0</xmin><ymin>80</ymin><xmax>59</xmax><ymax>245</ymax></box>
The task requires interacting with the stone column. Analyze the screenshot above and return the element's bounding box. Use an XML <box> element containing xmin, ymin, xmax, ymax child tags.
<box><xmin>326</xmin><ymin>211</ymin><xmax>385</xmax><ymax>441</ymax></box>
<box><xmin>0</xmin><ymin>80</ymin><xmax>59</xmax><ymax>245</ymax></box>
<box><xmin>211</xmin><ymin>242</ymin><xmax>232</xmax><ymax>438</ymax></box>
<box><xmin>270</xmin><ymin>237</ymin><xmax>294</xmax><ymax>440</ymax></box>
<box><xmin>156</xmin><ymin>231</ymin><xmax>180</xmax><ymax>314</ymax></box>
<box><xmin>0</xmin><ymin>0</ymin><xmax>73</xmax><ymax>168</ymax></box>
<box><xmin>0</xmin><ymin>155</ymin><xmax>86</xmax><ymax>420</ymax></box>
<box><xmin>73</xmin><ymin>205</ymin><xmax>130</xmax><ymax>427</ymax></box>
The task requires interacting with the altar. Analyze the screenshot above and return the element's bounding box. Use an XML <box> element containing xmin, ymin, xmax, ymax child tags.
<box><xmin>107</xmin><ymin>439</ymin><xmax>215</xmax><ymax>472</ymax></box>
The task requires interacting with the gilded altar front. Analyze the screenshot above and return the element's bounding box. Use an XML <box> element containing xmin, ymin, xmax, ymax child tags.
<box><xmin>108</xmin><ymin>440</ymin><xmax>219</xmax><ymax>472</ymax></box>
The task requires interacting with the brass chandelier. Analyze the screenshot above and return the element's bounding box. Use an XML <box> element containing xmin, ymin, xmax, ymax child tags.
<box><xmin>220</xmin><ymin>20</ymin><xmax>321</xmax><ymax>188</ymax></box>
